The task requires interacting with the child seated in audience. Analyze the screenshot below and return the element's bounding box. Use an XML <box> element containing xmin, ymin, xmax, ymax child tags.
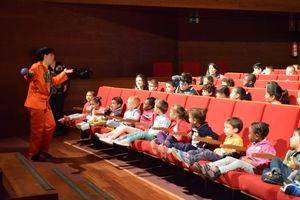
<box><xmin>83</xmin><ymin>90</ymin><xmax>95</xmax><ymax>114</ymax></box>
<box><xmin>203</xmin><ymin>75</ymin><xmax>214</xmax><ymax>85</ymax></box>
<box><xmin>252</xmin><ymin>63</ymin><xmax>263</xmax><ymax>75</ymax></box>
<box><xmin>199</xmin><ymin>122</ymin><xmax>276</xmax><ymax>180</ymax></box>
<box><xmin>230</xmin><ymin>87</ymin><xmax>251</xmax><ymax>100</ymax></box>
<box><xmin>97</xmin><ymin>97</ymin><xmax>155</xmax><ymax>144</ymax></box>
<box><xmin>59</xmin><ymin>90</ymin><xmax>96</xmax><ymax>124</ymax></box>
<box><xmin>216</xmin><ymin>86</ymin><xmax>230</xmax><ymax>98</ymax></box>
<box><xmin>167</xmin><ymin>108</ymin><xmax>218</xmax><ymax>152</ymax></box>
<box><xmin>262</xmin><ymin>128</ymin><xmax>300</xmax><ymax>185</ymax></box>
<box><xmin>76</xmin><ymin>96</ymin><xmax>106</xmax><ymax>139</ymax></box>
<box><xmin>114</xmin><ymin>99</ymin><xmax>171</xmax><ymax>146</ymax></box>
<box><xmin>172</xmin><ymin>117</ymin><xmax>244</xmax><ymax>167</ymax></box>
<box><xmin>265</xmin><ymin>81</ymin><xmax>289</xmax><ymax>105</ymax></box>
<box><xmin>148</xmin><ymin>79</ymin><xmax>158</xmax><ymax>91</ymax></box>
<box><xmin>165</xmin><ymin>81</ymin><xmax>176</xmax><ymax>93</ymax></box>
<box><xmin>135</xmin><ymin>74</ymin><xmax>148</xmax><ymax>90</ymax></box>
<box><xmin>201</xmin><ymin>84</ymin><xmax>216</xmax><ymax>97</ymax></box>
<box><xmin>103</xmin><ymin>97</ymin><xmax>123</xmax><ymax>117</ymax></box>
<box><xmin>221</xmin><ymin>78</ymin><xmax>235</xmax><ymax>87</ymax></box>
<box><xmin>293</xmin><ymin>64</ymin><xmax>300</xmax><ymax>70</ymax></box>
<box><xmin>281</xmin><ymin>170</ymin><xmax>300</xmax><ymax>197</ymax></box>
<box><xmin>262</xmin><ymin>66</ymin><xmax>274</xmax><ymax>75</ymax></box>
<box><xmin>105</xmin><ymin>96</ymin><xmax>141</xmax><ymax>129</ymax></box>
<box><xmin>175</xmin><ymin>73</ymin><xmax>199</xmax><ymax>95</ymax></box>
<box><xmin>286</xmin><ymin>66</ymin><xmax>296</xmax><ymax>76</ymax></box>
<box><xmin>151</xmin><ymin>105</ymin><xmax>191</xmax><ymax>155</ymax></box>
<box><xmin>206</xmin><ymin>63</ymin><xmax>222</xmax><ymax>79</ymax></box>
<box><xmin>243</xmin><ymin>73</ymin><xmax>256</xmax><ymax>87</ymax></box>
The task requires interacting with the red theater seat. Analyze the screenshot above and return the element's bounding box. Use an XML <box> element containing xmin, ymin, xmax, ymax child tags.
<box><xmin>279</xmin><ymin>81</ymin><xmax>300</xmax><ymax>90</ymax></box>
<box><xmin>277</xmin><ymin>75</ymin><xmax>299</xmax><ymax>81</ymax></box>
<box><xmin>166</xmin><ymin>93</ymin><xmax>187</xmax><ymax>114</ymax></box>
<box><xmin>157</xmin><ymin>82</ymin><xmax>166</xmax><ymax>92</ymax></box>
<box><xmin>181</xmin><ymin>61</ymin><xmax>201</xmax><ymax>76</ymax></box>
<box><xmin>150</xmin><ymin>91</ymin><xmax>168</xmax><ymax>101</ymax></box>
<box><xmin>185</xmin><ymin>96</ymin><xmax>211</xmax><ymax>110</ymax></box>
<box><xmin>206</xmin><ymin>98</ymin><xmax>236</xmax><ymax>136</ymax></box>
<box><xmin>239</xmin><ymin>173</ymin><xmax>280</xmax><ymax>200</ymax></box>
<box><xmin>106</xmin><ymin>87</ymin><xmax>123</xmax><ymax>106</ymax></box>
<box><xmin>135</xmin><ymin>90</ymin><xmax>151</xmax><ymax>103</ymax></box>
<box><xmin>232</xmin><ymin>100</ymin><xmax>265</xmax><ymax>145</ymax></box>
<box><xmin>261</xmin><ymin>104</ymin><xmax>300</xmax><ymax>157</ymax></box>
<box><xmin>257</xmin><ymin>74</ymin><xmax>278</xmax><ymax>80</ymax></box>
<box><xmin>120</xmin><ymin>89</ymin><xmax>136</xmax><ymax>102</ymax></box>
<box><xmin>97</xmin><ymin>86</ymin><xmax>112</xmax><ymax>107</ymax></box>
<box><xmin>255</xmin><ymin>80</ymin><xmax>267</xmax><ymax>88</ymax></box>
<box><xmin>247</xmin><ymin>88</ymin><xmax>266</xmax><ymax>102</ymax></box>
<box><xmin>153</xmin><ymin>62</ymin><xmax>173</xmax><ymax>77</ymax></box>
<box><xmin>289</xmin><ymin>90</ymin><xmax>299</xmax><ymax>105</ymax></box>
<box><xmin>224</xmin><ymin>72</ymin><xmax>242</xmax><ymax>79</ymax></box>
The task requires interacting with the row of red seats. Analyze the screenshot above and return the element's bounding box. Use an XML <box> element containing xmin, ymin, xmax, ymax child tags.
<box><xmin>157</xmin><ymin>82</ymin><xmax>299</xmax><ymax>105</ymax></box>
<box><xmin>274</xmin><ymin>69</ymin><xmax>300</xmax><ymax>75</ymax></box>
<box><xmin>224</xmin><ymin>72</ymin><xmax>300</xmax><ymax>81</ymax></box>
<box><xmin>97</xmin><ymin>86</ymin><xmax>300</xmax><ymax>200</ymax></box>
<box><xmin>214</xmin><ymin>79</ymin><xmax>300</xmax><ymax>90</ymax></box>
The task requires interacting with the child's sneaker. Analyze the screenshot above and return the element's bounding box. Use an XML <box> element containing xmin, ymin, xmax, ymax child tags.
<box><xmin>171</xmin><ymin>149</ymin><xmax>191</xmax><ymax>166</ymax></box>
<box><xmin>281</xmin><ymin>183</ymin><xmax>300</xmax><ymax>196</ymax></box>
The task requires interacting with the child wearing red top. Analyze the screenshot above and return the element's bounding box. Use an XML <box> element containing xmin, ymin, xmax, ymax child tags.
<box><xmin>151</xmin><ymin>105</ymin><xmax>191</xmax><ymax>157</ymax></box>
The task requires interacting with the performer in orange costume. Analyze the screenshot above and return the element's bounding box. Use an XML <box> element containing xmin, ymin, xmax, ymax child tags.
<box><xmin>21</xmin><ymin>47</ymin><xmax>73</xmax><ymax>161</ymax></box>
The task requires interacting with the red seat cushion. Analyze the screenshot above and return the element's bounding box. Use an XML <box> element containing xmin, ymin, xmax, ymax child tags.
<box><xmin>239</xmin><ymin>173</ymin><xmax>280</xmax><ymax>200</ymax></box>
<box><xmin>277</xmin><ymin>190</ymin><xmax>300</xmax><ymax>200</ymax></box>
<box><xmin>185</xmin><ymin>96</ymin><xmax>211</xmax><ymax>110</ymax></box>
<box><xmin>206</xmin><ymin>98</ymin><xmax>236</xmax><ymax>136</ymax></box>
<box><xmin>261</xmin><ymin>104</ymin><xmax>300</xmax><ymax>157</ymax></box>
<box><xmin>218</xmin><ymin>171</ymin><xmax>247</xmax><ymax>189</ymax></box>
<box><xmin>97</xmin><ymin>86</ymin><xmax>112</xmax><ymax>107</ymax></box>
<box><xmin>232</xmin><ymin>100</ymin><xmax>266</xmax><ymax>146</ymax></box>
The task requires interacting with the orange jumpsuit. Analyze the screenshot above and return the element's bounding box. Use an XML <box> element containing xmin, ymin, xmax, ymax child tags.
<box><xmin>24</xmin><ymin>61</ymin><xmax>68</xmax><ymax>157</ymax></box>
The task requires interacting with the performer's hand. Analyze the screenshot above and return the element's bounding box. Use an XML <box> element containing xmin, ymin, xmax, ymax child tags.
<box><xmin>64</xmin><ymin>68</ymin><xmax>74</xmax><ymax>74</ymax></box>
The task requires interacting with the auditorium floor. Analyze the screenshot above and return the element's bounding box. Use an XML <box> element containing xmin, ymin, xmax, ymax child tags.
<box><xmin>0</xmin><ymin>131</ymin><xmax>254</xmax><ymax>200</ymax></box>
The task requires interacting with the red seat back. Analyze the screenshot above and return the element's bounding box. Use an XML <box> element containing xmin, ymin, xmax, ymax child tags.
<box><xmin>224</xmin><ymin>73</ymin><xmax>241</xmax><ymax>79</ymax></box>
<box><xmin>185</xmin><ymin>96</ymin><xmax>211</xmax><ymax>110</ymax></box>
<box><xmin>181</xmin><ymin>61</ymin><xmax>201</xmax><ymax>76</ymax></box>
<box><xmin>120</xmin><ymin>89</ymin><xmax>136</xmax><ymax>103</ymax></box>
<box><xmin>150</xmin><ymin>91</ymin><xmax>168</xmax><ymax>101</ymax></box>
<box><xmin>206</xmin><ymin>98</ymin><xmax>236</xmax><ymax>136</ymax></box>
<box><xmin>261</xmin><ymin>104</ymin><xmax>300</xmax><ymax>157</ymax></box>
<box><xmin>97</xmin><ymin>86</ymin><xmax>112</xmax><ymax>107</ymax></box>
<box><xmin>157</xmin><ymin>82</ymin><xmax>166</xmax><ymax>92</ymax></box>
<box><xmin>277</xmin><ymin>75</ymin><xmax>299</xmax><ymax>81</ymax></box>
<box><xmin>247</xmin><ymin>88</ymin><xmax>266</xmax><ymax>102</ymax></box>
<box><xmin>135</xmin><ymin>90</ymin><xmax>151</xmax><ymax>103</ymax></box>
<box><xmin>232</xmin><ymin>101</ymin><xmax>266</xmax><ymax>146</ymax></box>
<box><xmin>153</xmin><ymin>62</ymin><xmax>173</xmax><ymax>77</ymax></box>
<box><xmin>257</xmin><ymin>74</ymin><xmax>278</xmax><ymax>80</ymax></box>
<box><xmin>278</xmin><ymin>81</ymin><xmax>300</xmax><ymax>90</ymax></box>
<box><xmin>106</xmin><ymin>87</ymin><xmax>123</xmax><ymax>107</ymax></box>
<box><xmin>288</xmin><ymin>90</ymin><xmax>299</xmax><ymax>105</ymax></box>
<box><xmin>255</xmin><ymin>80</ymin><xmax>267</xmax><ymax>88</ymax></box>
<box><xmin>166</xmin><ymin>94</ymin><xmax>188</xmax><ymax>115</ymax></box>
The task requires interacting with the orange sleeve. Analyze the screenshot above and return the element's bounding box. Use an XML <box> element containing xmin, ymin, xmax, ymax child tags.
<box><xmin>24</xmin><ymin>64</ymin><xmax>38</xmax><ymax>82</ymax></box>
<box><xmin>52</xmin><ymin>71</ymin><xmax>68</xmax><ymax>86</ymax></box>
